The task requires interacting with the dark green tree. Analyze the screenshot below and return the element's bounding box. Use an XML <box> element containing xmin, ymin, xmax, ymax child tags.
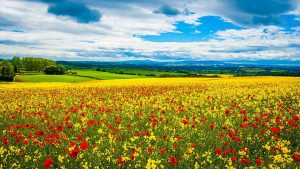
<box><xmin>0</xmin><ymin>60</ymin><xmax>15</xmax><ymax>81</ymax></box>
<box><xmin>44</xmin><ymin>65</ymin><xmax>66</xmax><ymax>75</ymax></box>
<box><xmin>11</xmin><ymin>56</ymin><xmax>22</xmax><ymax>73</ymax></box>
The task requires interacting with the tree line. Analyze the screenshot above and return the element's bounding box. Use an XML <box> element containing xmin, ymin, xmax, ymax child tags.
<box><xmin>0</xmin><ymin>56</ymin><xmax>67</xmax><ymax>81</ymax></box>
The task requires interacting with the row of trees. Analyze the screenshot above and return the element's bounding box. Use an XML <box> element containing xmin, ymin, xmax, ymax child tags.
<box><xmin>11</xmin><ymin>56</ymin><xmax>56</xmax><ymax>73</ymax></box>
<box><xmin>0</xmin><ymin>57</ymin><xmax>68</xmax><ymax>82</ymax></box>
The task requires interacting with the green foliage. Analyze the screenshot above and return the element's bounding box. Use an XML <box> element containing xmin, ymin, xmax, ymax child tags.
<box><xmin>11</xmin><ymin>56</ymin><xmax>22</xmax><ymax>73</ymax></box>
<box><xmin>0</xmin><ymin>60</ymin><xmax>15</xmax><ymax>81</ymax></box>
<box><xmin>44</xmin><ymin>65</ymin><xmax>66</xmax><ymax>75</ymax></box>
<box><xmin>22</xmin><ymin>57</ymin><xmax>56</xmax><ymax>72</ymax></box>
<box><xmin>15</xmin><ymin>75</ymin><xmax>93</xmax><ymax>83</ymax></box>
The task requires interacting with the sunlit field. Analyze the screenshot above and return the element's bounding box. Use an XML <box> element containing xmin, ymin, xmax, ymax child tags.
<box><xmin>0</xmin><ymin>77</ymin><xmax>299</xmax><ymax>168</ymax></box>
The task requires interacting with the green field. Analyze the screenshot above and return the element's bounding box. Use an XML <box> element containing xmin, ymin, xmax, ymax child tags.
<box><xmin>99</xmin><ymin>68</ymin><xmax>187</xmax><ymax>77</ymax></box>
<box><xmin>15</xmin><ymin>70</ymin><xmax>147</xmax><ymax>83</ymax></box>
<box><xmin>15</xmin><ymin>75</ymin><xmax>94</xmax><ymax>83</ymax></box>
<box><xmin>74</xmin><ymin>69</ymin><xmax>148</xmax><ymax>80</ymax></box>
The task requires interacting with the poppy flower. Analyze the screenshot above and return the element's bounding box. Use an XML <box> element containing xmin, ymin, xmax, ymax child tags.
<box><xmin>215</xmin><ymin>148</ymin><xmax>222</xmax><ymax>155</ymax></box>
<box><xmin>255</xmin><ymin>158</ymin><xmax>263</xmax><ymax>165</ymax></box>
<box><xmin>79</xmin><ymin>141</ymin><xmax>89</xmax><ymax>150</ymax></box>
<box><xmin>231</xmin><ymin>156</ymin><xmax>237</xmax><ymax>162</ymax></box>
<box><xmin>169</xmin><ymin>156</ymin><xmax>179</xmax><ymax>166</ymax></box>
<box><xmin>209</xmin><ymin>124</ymin><xmax>214</xmax><ymax>129</ymax></box>
<box><xmin>147</xmin><ymin>147</ymin><xmax>153</xmax><ymax>153</ymax></box>
<box><xmin>294</xmin><ymin>153</ymin><xmax>300</xmax><ymax>161</ymax></box>
<box><xmin>69</xmin><ymin>148</ymin><xmax>79</xmax><ymax>159</ymax></box>
<box><xmin>2</xmin><ymin>138</ymin><xmax>8</xmax><ymax>145</ymax></box>
<box><xmin>241</xmin><ymin>158</ymin><xmax>250</xmax><ymax>164</ymax></box>
<box><xmin>270</xmin><ymin>127</ymin><xmax>281</xmax><ymax>133</ymax></box>
<box><xmin>294</xmin><ymin>115</ymin><xmax>299</xmax><ymax>121</ymax></box>
<box><xmin>57</xmin><ymin>125</ymin><xmax>63</xmax><ymax>132</ymax></box>
<box><xmin>160</xmin><ymin>149</ymin><xmax>166</xmax><ymax>154</ymax></box>
<box><xmin>225</xmin><ymin>110</ymin><xmax>231</xmax><ymax>115</ymax></box>
<box><xmin>118</xmin><ymin>157</ymin><xmax>125</xmax><ymax>165</ymax></box>
<box><xmin>43</xmin><ymin>158</ymin><xmax>53</xmax><ymax>169</ymax></box>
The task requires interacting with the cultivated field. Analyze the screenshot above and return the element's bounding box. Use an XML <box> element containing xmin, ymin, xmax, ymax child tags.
<box><xmin>0</xmin><ymin>77</ymin><xmax>299</xmax><ymax>168</ymax></box>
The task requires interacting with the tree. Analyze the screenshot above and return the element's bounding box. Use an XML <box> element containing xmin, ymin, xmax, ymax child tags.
<box><xmin>44</xmin><ymin>65</ymin><xmax>66</xmax><ymax>75</ymax></box>
<box><xmin>11</xmin><ymin>56</ymin><xmax>22</xmax><ymax>73</ymax></box>
<box><xmin>0</xmin><ymin>60</ymin><xmax>15</xmax><ymax>81</ymax></box>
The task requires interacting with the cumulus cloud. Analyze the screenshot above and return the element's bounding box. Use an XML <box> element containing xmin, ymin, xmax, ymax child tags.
<box><xmin>44</xmin><ymin>0</ymin><xmax>102</xmax><ymax>23</ymax></box>
<box><xmin>153</xmin><ymin>5</ymin><xmax>181</xmax><ymax>16</ymax></box>
<box><xmin>215</xmin><ymin>0</ymin><xmax>298</xmax><ymax>26</ymax></box>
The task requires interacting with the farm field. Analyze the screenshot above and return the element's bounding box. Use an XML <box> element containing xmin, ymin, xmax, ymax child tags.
<box><xmin>15</xmin><ymin>75</ymin><xmax>94</xmax><ymax>83</ymax></box>
<box><xmin>74</xmin><ymin>70</ymin><xmax>147</xmax><ymax>80</ymax></box>
<box><xmin>0</xmin><ymin>77</ymin><xmax>300</xmax><ymax>168</ymax></box>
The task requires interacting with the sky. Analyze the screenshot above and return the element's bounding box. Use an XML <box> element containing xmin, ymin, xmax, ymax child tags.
<box><xmin>0</xmin><ymin>0</ymin><xmax>300</xmax><ymax>62</ymax></box>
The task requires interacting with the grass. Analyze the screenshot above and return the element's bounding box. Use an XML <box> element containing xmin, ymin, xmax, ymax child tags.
<box><xmin>15</xmin><ymin>75</ymin><xmax>94</xmax><ymax>83</ymax></box>
<box><xmin>99</xmin><ymin>68</ymin><xmax>187</xmax><ymax>76</ymax></box>
<box><xmin>74</xmin><ymin>70</ymin><xmax>148</xmax><ymax>80</ymax></box>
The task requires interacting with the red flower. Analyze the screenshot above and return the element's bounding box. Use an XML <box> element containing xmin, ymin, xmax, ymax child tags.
<box><xmin>57</xmin><ymin>125</ymin><xmax>63</xmax><ymax>132</ymax></box>
<box><xmin>225</xmin><ymin>110</ymin><xmax>231</xmax><ymax>115</ymax></box>
<box><xmin>270</xmin><ymin>127</ymin><xmax>281</xmax><ymax>133</ymax></box>
<box><xmin>147</xmin><ymin>147</ymin><xmax>153</xmax><ymax>153</ymax></box>
<box><xmin>77</xmin><ymin>135</ymin><xmax>82</xmax><ymax>140</ymax></box>
<box><xmin>191</xmin><ymin>144</ymin><xmax>196</xmax><ymax>149</ymax></box>
<box><xmin>79</xmin><ymin>141</ymin><xmax>89</xmax><ymax>150</ymax></box>
<box><xmin>294</xmin><ymin>115</ymin><xmax>299</xmax><ymax>121</ymax></box>
<box><xmin>160</xmin><ymin>149</ymin><xmax>166</xmax><ymax>154</ymax></box>
<box><xmin>118</xmin><ymin>157</ymin><xmax>125</xmax><ymax>165</ymax></box>
<box><xmin>2</xmin><ymin>138</ymin><xmax>8</xmax><ymax>145</ymax></box>
<box><xmin>228</xmin><ymin>130</ymin><xmax>235</xmax><ymax>138</ymax></box>
<box><xmin>215</xmin><ymin>148</ymin><xmax>222</xmax><ymax>155</ymax></box>
<box><xmin>255</xmin><ymin>158</ymin><xmax>263</xmax><ymax>166</ymax></box>
<box><xmin>209</xmin><ymin>124</ymin><xmax>215</xmax><ymax>129</ymax></box>
<box><xmin>231</xmin><ymin>156</ymin><xmax>237</xmax><ymax>162</ymax></box>
<box><xmin>69</xmin><ymin>148</ymin><xmax>79</xmax><ymax>159</ymax></box>
<box><xmin>36</xmin><ymin>130</ymin><xmax>44</xmax><ymax>136</ymax></box>
<box><xmin>260</xmin><ymin>129</ymin><xmax>265</xmax><ymax>135</ymax></box>
<box><xmin>182</xmin><ymin>119</ymin><xmax>188</xmax><ymax>125</ymax></box>
<box><xmin>169</xmin><ymin>156</ymin><xmax>179</xmax><ymax>166</ymax></box>
<box><xmin>43</xmin><ymin>158</ymin><xmax>53</xmax><ymax>169</ymax></box>
<box><xmin>241</xmin><ymin>158</ymin><xmax>250</xmax><ymax>164</ymax></box>
<box><xmin>293</xmin><ymin>153</ymin><xmax>300</xmax><ymax>161</ymax></box>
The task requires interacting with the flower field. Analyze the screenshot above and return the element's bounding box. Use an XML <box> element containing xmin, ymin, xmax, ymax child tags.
<box><xmin>0</xmin><ymin>77</ymin><xmax>300</xmax><ymax>168</ymax></box>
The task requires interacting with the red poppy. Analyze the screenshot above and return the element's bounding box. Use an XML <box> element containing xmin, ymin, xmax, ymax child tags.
<box><xmin>270</xmin><ymin>127</ymin><xmax>281</xmax><ymax>133</ymax></box>
<box><xmin>36</xmin><ymin>130</ymin><xmax>44</xmax><ymax>136</ymax></box>
<box><xmin>160</xmin><ymin>149</ymin><xmax>166</xmax><ymax>154</ymax></box>
<box><xmin>147</xmin><ymin>147</ymin><xmax>153</xmax><ymax>153</ymax></box>
<box><xmin>79</xmin><ymin>141</ymin><xmax>89</xmax><ymax>150</ymax></box>
<box><xmin>209</xmin><ymin>124</ymin><xmax>215</xmax><ymax>129</ymax></box>
<box><xmin>43</xmin><ymin>158</ymin><xmax>53</xmax><ymax>169</ymax></box>
<box><xmin>293</xmin><ymin>153</ymin><xmax>300</xmax><ymax>161</ymax></box>
<box><xmin>69</xmin><ymin>148</ymin><xmax>79</xmax><ymax>159</ymax></box>
<box><xmin>118</xmin><ymin>157</ymin><xmax>125</xmax><ymax>165</ymax></box>
<box><xmin>255</xmin><ymin>158</ymin><xmax>263</xmax><ymax>165</ymax></box>
<box><xmin>294</xmin><ymin>115</ymin><xmax>299</xmax><ymax>121</ymax></box>
<box><xmin>77</xmin><ymin>135</ymin><xmax>82</xmax><ymax>140</ymax></box>
<box><xmin>215</xmin><ymin>148</ymin><xmax>222</xmax><ymax>155</ymax></box>
<box><xmin>231</xmin><ymin>156</ymin><xmax>237</xmax><ymax>162</ymax></box>
<box><xmin>169</xmin><ymin>156</ymin><xmax>179</xmax><ymax>166</ymax></box>
<box><xmin>182</xmin><ymin>119</ymin><xmax>188</xmax><ymax>125</ymax></box>
<box><xmin>2</xmin><ymin>138</ymin><xmax>8</xmax><ymax>145</ymax></box>
<box><xmin>241</xmin><ymin>158</ymin><xmax>250</xmax><ymax>164</ymax></box>
<box><xmin>225</xmin><ymin>110</ymin><xmax>231</xmax><ymax>115</ymax></box>
<box><xmin>57</xmin><ymin>125</ymin><xmax>63</xmax><ymax>132</ymax></box>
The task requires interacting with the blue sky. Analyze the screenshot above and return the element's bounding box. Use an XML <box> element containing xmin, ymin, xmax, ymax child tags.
<box><xmin>0</xmin><ymin>0</ymin><xmax>300</xmax><ymax>61</ymax></box>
